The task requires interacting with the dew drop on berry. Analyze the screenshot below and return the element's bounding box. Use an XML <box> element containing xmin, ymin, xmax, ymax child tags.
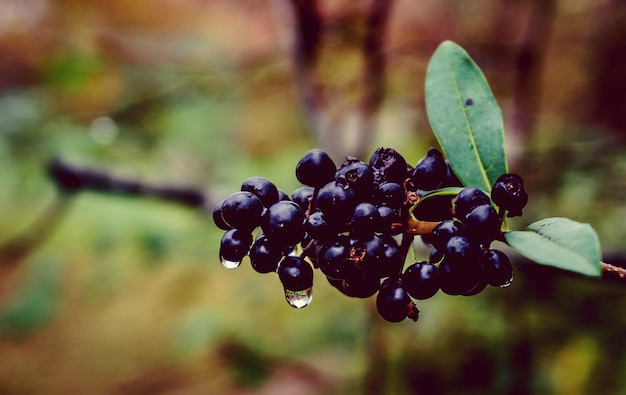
<box><xmin>284</xmin><ymin>286</ymin><xmax>313</xmax><ymax>308</ymax></box>
<box><xmin>499</xmin><ymin>274</ymin><xmax>514</xmax><ymax>288</ymax></box>
<box><xmin>220</xmin><ymin>257</ymin><xmax>242</xmax><ymax>269</ymax></box>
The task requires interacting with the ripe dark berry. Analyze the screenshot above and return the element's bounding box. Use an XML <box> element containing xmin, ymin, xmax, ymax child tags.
<box><xmin>480</xmin><ymin>249</ymin><xmax>514</xmax><ymax>287</ymax></box>
<box><xmin>212</xmin><ymin>200</ymin><xmax>231</xmax><ymax>231</ymax></box>
<box><xmin>219</xmin><ymin>228</ymin><xmax>253</xmax><ymax>264</ymax></box>
<box><xmin>453</xmin><ymin>187</ymin><xmax>491</xmax><ymax>219</ymax></box>
<box><xmin>438</xmin><ymin>259</ymin><xmax>482</xmax><ymax>296</ymax></box>
<box><xmin>316</xmin><ymin>181</ymin><xmax>357</xmax><ymax>226</ymax></box>
<box><xmin>305</xmin><ymin>210</ymin><xmax>338</xmax><ymax>241</ymax></box>
<box><xmin>445</xmin><ymin>235</ymin><xmax>483</xmax><ymax>265</ymax></box>
<box><xmin>318</xmin><ymin>236</ymin><xmax>353</xmax><ymax>280</ymax></box>
<box><xmin>291</xmin><ymin>186</ymin><xmax>314</xmax><ymax>212</ymax></box>
<box><xmin>220</xmin><ymin>191</ymin><xmax>264</xmax><ymax>231</ymax></box>
<box><xmin>411</xmin><ymin>147</ymin><xmax>447</xmax><ymax>191</ymax></box>
<box><xmin>260</xmin><ymin>201</ymin><xmax>306</xmax><ymax>247</ymax></box>
<box><xmin>295</xmin><ymin>149</ymin><xmax>337</xmax><ymax>188</ymax></box>
<box><xmin>241</xmin><ymin>176</ymin><xmax>280</xmax><ymax>208</ymax></box>
<box><xmin>403</xmin><ymin>261</ymin><xmax>440</xmax><ymax>300</ymax></box>
<box><xmin>278</xmin><ymin>255</ymin><xmax>314</xmax><ymax>291</ymax></box>
<box><xmin>378</xmin><ymin>239</ymin><xmax>404</xmax><ymax>278</ymax></box>
<box><xmin>374</xmin><ymin>182</ymin><xmax>405</xmax><ymax>209</ymax></box>
<box><xmin>341</xmin><ymin>270</ymin><xmax>381</xmax><ymax>298</ymax></box>
<box><xmin>463</xmin><ymin>203</ymin><xmax>500</xmax><ymax>244</ymax></box>
<box><xmin>249</xmin><ymin>236</ymin><xmax>282</xmax><ymax>273</ymax></box>
<box><xmin>377</xmin><ymin>205</ymin><xmax>401</xmax><ymax>234</ymax></box>
<box><xmin>376</xmin><ymin>277</ymin><xmax>419</xmax><ymax>322</ymax></box>
<box><xmin>369</xmin><ymin>147</ymin><xmax>409</xmax><ymax>184</ymax></box>
<box><xmin>430</xmin><ymin>219</ymin><xmax>465</xmax><ymax>250</ymax></box>
<box><xmin>351</xmin><ymin>202</ymin><xmax>382</xmax><ymax>237</ymax></box>
<box><xmin>491</xmin><ymin>173</ymin><xmax>528</xmax><ymax>217</ymax></box>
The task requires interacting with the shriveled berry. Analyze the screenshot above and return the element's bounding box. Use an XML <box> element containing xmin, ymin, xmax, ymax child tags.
<box><xmin>369</xmin><ymin>147</ymin><xmax>409</xmax><ymax>184</ymax></box>
<box><xmin>491</xmin><ymin>173</ymin><xmax>528</xmax><ymax>217</ymax></box>
<box><xmin>334</xmin><ymin>159</ymin><xmax>374</xmax><ymax>195</ymax></box>
<box><xmin>296</xmin><ymin>149</ymin><xmax>337</xmax><ymax>188</ymax></box>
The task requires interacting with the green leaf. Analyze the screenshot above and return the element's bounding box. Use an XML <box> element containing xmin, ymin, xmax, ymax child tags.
<box><xmin>425</xmin><ymin>41</ymin><xmax>507</xmax><ymax>191</ymax></box>
<box><xmin>504</xmin><ymin>218</ymin><xmax>602</xmax><ymax>277</ymax></box>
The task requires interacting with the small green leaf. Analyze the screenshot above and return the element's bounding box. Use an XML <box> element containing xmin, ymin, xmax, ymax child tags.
<box><xmin>504</xmin><ymin>217</ymin><xmax>602</xmax><ymax>277</ymax></box>
<box><xmin>425</xmin><ymin>41</ymin><xmax>507</xmax><ymax>191</ymax></box>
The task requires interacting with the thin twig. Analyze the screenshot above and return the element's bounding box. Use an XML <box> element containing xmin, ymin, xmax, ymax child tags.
<box><xmin>601</xmin><ymin>261</ymin><xmax>626</xmax><ymax>281</ymax></box>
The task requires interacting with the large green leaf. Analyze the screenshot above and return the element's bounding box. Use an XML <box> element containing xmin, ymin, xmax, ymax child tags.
<box><xmin>425</xmin><ymin>41</ymin><xmax>507</xmax><ymax>191</ymax></box>
<box><xmin>504</xmin><ymin>217</ymin><xmax>602</xmax><ymax>277</ymax></box>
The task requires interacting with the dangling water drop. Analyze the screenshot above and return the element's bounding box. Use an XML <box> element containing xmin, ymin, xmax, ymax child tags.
<box><xmin>221</xmin><ymin>256</ymin><xmax>241</xmax><ymax>269</ymax></box>
<box><xmin>499</xmin><ymin>274</ymin><xmax>514</xmax><ymax>288</ymax></box>
<box><xmin>284</xmin><ymin>286</ymin><xmax>313</xmax><ymax>308</ymax></box>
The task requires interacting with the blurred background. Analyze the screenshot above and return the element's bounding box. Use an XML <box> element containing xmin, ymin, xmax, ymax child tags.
<box><xmin>1</xmin><ymin>0</ymin><xmax>626</xmax><ymax>394</ymax></box>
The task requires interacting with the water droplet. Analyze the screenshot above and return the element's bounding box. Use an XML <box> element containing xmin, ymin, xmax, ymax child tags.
<box><xmin>221</xmin><ymin>257</ymin><xmax>241</xmax><ymax>269</ymax></box>
<box><xmin>284</xmin><ymin>286</ymin><xmax>313</xmax><ymax>308</ymax></box>
<box><xmin>499</xmin><ymin>275</ymin><xmax>514</xmax><ymax>288</ymax></box>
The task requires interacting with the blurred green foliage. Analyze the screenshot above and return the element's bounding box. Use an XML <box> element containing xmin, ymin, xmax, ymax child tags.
<box><xmin>0</xmin><ymin>1</ymin><xmax>625</xmax><ymax>394</ymax></box>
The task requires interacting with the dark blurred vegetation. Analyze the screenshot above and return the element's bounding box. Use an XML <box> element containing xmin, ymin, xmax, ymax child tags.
<box><xmin>1</xmin><ymin>0</ymin><xmax>626</xmax><ymax>394</ymax></box>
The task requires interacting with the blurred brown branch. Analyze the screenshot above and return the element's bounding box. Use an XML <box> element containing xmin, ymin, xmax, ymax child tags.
<box><xmin>285</xmin><ymin>0</ymin><xmax>395</xmax><ymax>160</ymax></box>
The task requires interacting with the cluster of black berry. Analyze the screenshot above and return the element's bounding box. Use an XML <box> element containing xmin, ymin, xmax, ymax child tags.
<box><xmin>213</xmin><ymin>147</ymin><xmax>528</xmax><ymax>322</ymax></box>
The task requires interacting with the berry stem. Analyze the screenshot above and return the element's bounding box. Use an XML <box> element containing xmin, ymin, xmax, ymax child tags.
<box><xmin>404</xmin><ymin>218</ymin><xmax>441</xmax><ymax>235</ymax></box>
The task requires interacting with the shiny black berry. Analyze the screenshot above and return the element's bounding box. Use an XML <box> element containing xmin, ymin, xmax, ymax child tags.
<box><xmin>316</xmin><ymin>181</ymin><xmax>357</xmax><ymax>226</ymax></box>
<box><xmin>249</xmin><ymin>236</ymin><xmax>282</xmax><ymax>273</ymax></box>
<box><xmin>351</xmin><ymin>202</ymin><xmax>382</xmax><ymax>237</ymax></box>
<box><xmin>430</xmin><ymin>219</ymin><xmax>465</xmax><ymax>250</ymax></box>
<box><xmin>241</xmin><ymin>176</ymin><xmax>280</xmax><ymax>208</ymax></box>
<box><xmin>318</xmin><ymin>236</ymin><xmax>353</xmax><ymax>280</ymax></box>
<box><xmin>290</xmin><ymin>186</ymin><xmax>314</xmax><ymax>212</ymax></box>
<box><xmin>374</xmin><ymin>182</ymin><xmax>405</xmax><ymax>209</ymax></box>
<box><xmin>212</xmin><ymin>200</ymin><xmax>231</xmax><ymax>230</ymax></box>
<box><xmin>278</xmin><ymin>255</ymin><xmax>314</xmax><ymax>291</ymax></box>
<box><xmin>220</xmin><ymin>191</ymin><xmax>264</xmax><ymax>231</ymax></box>
<box><xmin>453</xmin><ymin>187</ymin><xmax>491</xmax><ymax>219</ymax></box>
<box><xmin>260</xmin><ymin>201</ymin><xmax>306</xmax><ymax>247</ymax></box>
<box><xmin>411</xmin><ymin>147</ymin><xmax>447</xmax><ymax>191</ymax></box>
<box><xmin>463</xmin><ymin>203</ymin><xmax>500</xmax><ymax>244</ymax></box>
<box><xmin>295</xmin><ymin>149</ymin><xmax>337</xmax><ymax>188</ymax></box>
<box><xmin>219</xmin><ymin>228</ymin><xmax>253</xmax><ymax>262</ymax></box>
<box><xmin>376</xmin><ymin>277</ymin><xmax>419</xmax><ymax>322</ymax></box>
<box><xmin>480</xmin><ymin>249</ymin><xmax>514</xmax><ymax>287</ymax></box>
<box><xmin>403</xmin><ymin>261</ymin><xmax>440</xmax><ymax>300</ymax></box>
